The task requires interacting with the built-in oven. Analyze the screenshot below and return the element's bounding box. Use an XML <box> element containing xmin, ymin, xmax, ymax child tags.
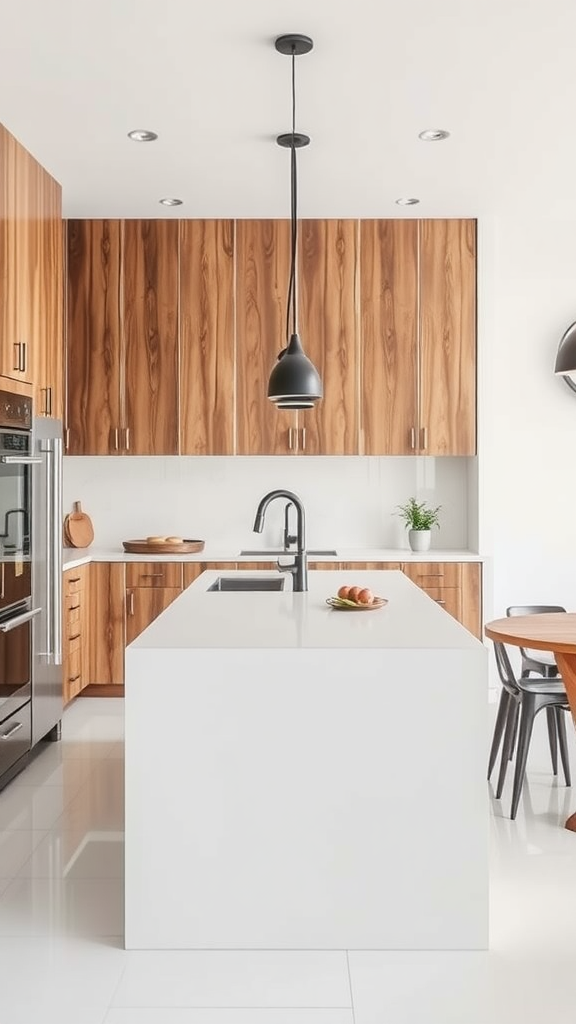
<box><xmin>0</xmin><ymin>391</ymin><xmax>40</xmax><ymax>780</ymax></box>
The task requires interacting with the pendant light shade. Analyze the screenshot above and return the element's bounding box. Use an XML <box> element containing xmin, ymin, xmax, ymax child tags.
<box><xmin>555</xmin><ymin>321</ymin><xmax>576</xmax><ymax>384</ymax></box>
<box><xmin>267</xmin><ymin>333</ymin><xmax>323</xmax><ymax>409</ymax></box>
<box><xmin>268</xmin><ymin>33</ymin><xmax>323</xmax><ymax>410</ymax></box>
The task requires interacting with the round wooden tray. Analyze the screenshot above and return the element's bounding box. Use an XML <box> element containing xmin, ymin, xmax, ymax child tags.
<box><xmin>122</xmin><ymin>539</ymin><xmax>205</xmax><ymax>555</ymax></box>
<box><xmin>326</xmin><ymin>596</ymin><xmax>388</xmax><ymax>612</ymax></box>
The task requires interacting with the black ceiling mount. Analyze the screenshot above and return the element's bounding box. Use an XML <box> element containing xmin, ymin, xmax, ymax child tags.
<box><xmin>276</xmin><ymin>132</ymin><xmax>310</xmax><ymax>149</ymax></box>
<box><xmin>275</xmin><ymin>34</ymin><xmax>313</xmax><ymax>56</ymax></box>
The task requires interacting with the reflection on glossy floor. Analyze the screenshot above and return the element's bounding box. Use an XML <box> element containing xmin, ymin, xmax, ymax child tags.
<box><xmin>0</xmin><ymin>698</ymin><xmax>575</xmax><ymax>1023</ymax></box>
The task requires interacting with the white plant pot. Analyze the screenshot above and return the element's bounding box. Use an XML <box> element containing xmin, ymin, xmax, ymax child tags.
<box><xmin>408</xmin><ymin>529</ymin><xmax>431</xmax><ymax>552</ymax></box>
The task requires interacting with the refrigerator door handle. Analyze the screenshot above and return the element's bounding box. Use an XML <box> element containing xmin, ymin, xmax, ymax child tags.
<box><xmin>40</xmin><ymin>437</ymin><xmax>63</xmax><ymax>664</ymax></box>
<box><xmin>0</xmin><ymin>456</ymin><xmax>43</xmax><ymax>465</ymax></box>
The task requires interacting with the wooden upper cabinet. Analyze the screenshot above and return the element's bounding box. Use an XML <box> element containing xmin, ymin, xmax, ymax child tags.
<box><xmin>360</xmin><ymin>220</ymin><xmax>418</xmax><ymax>455</ymax></box>
<box><xmin>297</xmin><ymin>220</ymin><xmax>358</xmax><ymax>455</ymax></box>
<box><xmin>179</xmin><ymin>220</ymin><xmax>234</xmax><ymax>454</ymax></box>
<box><xmin>66</xmin><ymin>219</ymin><xmax>122</xmax><ymax>454</ymax></box>
<box><xmin>236</xmin><ymin>219</ymin><xmax>295</xmax><ymax>455</ymax></box>
<box><xmin>419</xmin><ymin>219</ymin><xmax>476</xmax><ymax>456</ymax></box>
<box><xmin>123</xmin><ymin>220</ymin><xmax>179</xmax><ymax>455</ymax></box>
<box><xmin>0</xmin><ymin>129</ymin><xmax>35</xmax><ymax>385</ymax></box>
<box><xmin>34</xmin><ymin>170</ymin><xmax>63</xmax><ymax>418</ymax></box>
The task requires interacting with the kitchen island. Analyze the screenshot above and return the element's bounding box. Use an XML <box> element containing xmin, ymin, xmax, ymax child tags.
<box><xmin>125</xmin><ymin>569</ymin><xmax>488</xmax><ymax>950</ymax></box>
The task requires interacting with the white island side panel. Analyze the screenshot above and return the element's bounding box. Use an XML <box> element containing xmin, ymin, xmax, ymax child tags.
<box><xmin>125</xmin><ymin>643</ymin><xmax>487</xmax><ymax>950</ymax></box>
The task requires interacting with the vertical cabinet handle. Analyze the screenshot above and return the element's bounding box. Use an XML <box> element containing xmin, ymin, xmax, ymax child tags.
<box><xmin>410</xmin><ymin>427</ymin><xmax>416</xmax><ymax>450</ymax></box>
<box><xmin>13</xmin><ymin>343</ymin><xmax>21</xmax><ymax>372</ymax></box>
<box><xmin>128</xmin><ymin>591</ymin><xmax>135</xmax><ymax>616</ymax></box>
<box><xmin>47</xmin><ymin>386</ymin><xmax>52</xmax><ymax>416</ymax></box>
<box><xmin>420</xmin><ymin>426</ymin><xmax>427</xmax><ymax>451</ymax></box>
<box><xmin>288</xmin><ymin>427</ymin><xmax>295</xmax><ymax>451</ymax></box>
<box><xmin>20</xmin><ymin>342</ymin><xmax>27</xmax><ymax>372</ymax></box>
<box><xmin>300</xmin><ymin>427</ymin><xmax>306</xmax><ymax>451</ymax></box>
<box><xmin>65</xmin><ymin>427</ymin><xmax>70</xmax><ymax>451</ymax></box>
<box><xmin>113</xmin><ymin>428</ymin><xmax>119</xmax><ymax>451</ymax></box>
<box><xmin>125</xmin><ymin>427</ymin><xmax>130</xmax><ymax>451</ymax></box>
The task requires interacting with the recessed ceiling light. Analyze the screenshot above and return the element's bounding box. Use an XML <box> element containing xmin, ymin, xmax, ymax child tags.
<box><xmin>418</xmin><ymin>129</ymin><xmax>450</xmax><ymax>142</ymax></box>
<box><xmin>159</xmin><ymin>197</ymin><xmax>183</xmax><ymax>207</ymax></box>
<box><xmin>396</xmin><ymin>197</ymin><xmax>420</xmax><ymax>206</ymax></box>
<box><xmin>128</xmin><ymin>129</ymin><xmax>158</xmax><ymax>142</ymax></box>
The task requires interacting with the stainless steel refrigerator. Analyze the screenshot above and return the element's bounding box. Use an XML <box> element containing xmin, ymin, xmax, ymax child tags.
<box><xmin>31</xmin><ymin>417</ymin><xmax>63</xmax><ymax>745</ymax></box>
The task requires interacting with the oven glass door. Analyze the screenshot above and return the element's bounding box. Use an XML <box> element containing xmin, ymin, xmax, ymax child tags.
<box><xmin>0</xmin><ymin>428</ymin><xmax>35</xmax><ymax>613</ymax></box>
<box><xmin>0</xmin><ymin>602</ymin><xmax>37</xmax><ymax>720</ymax></box>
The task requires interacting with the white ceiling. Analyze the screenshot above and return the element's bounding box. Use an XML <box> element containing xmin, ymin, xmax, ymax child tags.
<box><xmin>1</xmin><ymin>0</ymin><xmax>575</xmax><ymax>220</ymax></box>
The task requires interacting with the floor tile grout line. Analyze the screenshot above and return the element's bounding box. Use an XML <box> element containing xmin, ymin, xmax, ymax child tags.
<box><xmin>346</xmin><ymin>949</ymin><xmax>357</xmax><ymax>1024</ymax></box>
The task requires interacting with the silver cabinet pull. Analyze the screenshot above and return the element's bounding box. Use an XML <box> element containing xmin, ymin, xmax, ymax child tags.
<box><xmin>0</xmin><ymin>607</ymin><xmax>41</xmax><ymax>632</ymax></box>
<box><xmin>68</xmin><ymin>674</ymin><xmax>81</xmax><ymax>683</ymax></box>
<box><xmin>128</xmin><ymin>592</ymin><xmax>135</xmax><ymax>616</ymax></box>
<box><xmin>0</xmin><ymin>721</ymin><xmax>23</xmax><ymax>739</ymax></box>
<box><xmin>435</xmin><ymin>599</ymin><xmax>446</xmax><ymax>606</ymax></box>
<box><xmin>420</xmin><ymin>426</ymin><xmax>427</xmax><ymax>450</ymax></box>
<box><xmin>410</xmin><ymin>427</ymin><xmax>416</xmax><ymax>450</ymax></box>
<box><xmin>20</xmin><ymin>342</ymin><xmax>27</xmax><ymax>372</ymax></box>
<box><xmin>113</xmin><ymin>428</ymin><xmax>119</xmax><ymax>451</ymax></box>
<box><xmin>141</xmin><ymin>573</ymin><xmax>164</xmax><ymax>579</ymax></box>
<box><xmin>13</xmin><ymin>343</ymin><xmax>21</xmax><ymax>372</ymax></box>
<box><xmin>301</xmin><ymin>427</ymin><xmax>306</xmax><ymax>450</ymax></box>
<box><xmin>47</xmin><ymin>386</ymin><xmax>53</xmax><ymax>416</ymax></box>
<box><xmin>125</xmin><ymin>427</ymin><xmax>130</xmax><ymax>451</ymax></box>
<box><xmin>65</xmin><ymin>427</ymin><xmax>70</xmax><ymax>450</ymax></box>
<box><xmin>288</xmin><ymin>427</ymin><xmax>295</xmax><ymax>451</ymax></box>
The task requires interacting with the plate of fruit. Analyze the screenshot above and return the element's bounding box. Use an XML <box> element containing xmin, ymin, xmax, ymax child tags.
<box><xmin>326</xmin><ymin>585</ymin><xmax>388</xmax><ymax>611</ymax></box>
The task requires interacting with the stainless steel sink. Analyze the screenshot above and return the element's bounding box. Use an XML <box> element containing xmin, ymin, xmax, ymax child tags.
<box><xmin>207</xmin><ymin>577</ymin><xmax>286</xmax><ymax>592</ymax></box>
<box><xmin>239</xmin><ymin>549</ymin><xmax>338</xmax><ymax>557</ymax></box>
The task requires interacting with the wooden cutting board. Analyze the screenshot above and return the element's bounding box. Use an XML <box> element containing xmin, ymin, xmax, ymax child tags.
<box><xmin>64</xmin><ymin>501</ymin><xmax>95</xmax><ymax>548</ymax></box>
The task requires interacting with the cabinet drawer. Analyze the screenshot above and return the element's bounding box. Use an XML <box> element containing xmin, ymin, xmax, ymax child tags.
<box><xmin>64</xmin><ymin>572</ymin><xmax>84</xmax><ymax>595</ymax></box>
<box><xmin>65</xmin><ymin>646</ymin><xmax>83</xmax><ymax>698</ymax></box>
<box><xmin>419</xmin><ymin>586</ymin><xmax>461</xmax><ymax>622</ymax></box>
<box><xmin>65</xmin><ymin>593</ymin><xmax>82</xmax><ymax>615</ymax></box>
<box><xmin>66</xmin><ymin>618</ymin><xmax>82</xmax><ymax>642</ymax></box>
<box><xmin>125</xmin><ymin>562</ymin><xmax>183</xmax><ymax>589</ymax></box>
<box><xmin>403</xmin><ymin>562</ymin><xmax>461</xmax><ymax>587</ymax></box>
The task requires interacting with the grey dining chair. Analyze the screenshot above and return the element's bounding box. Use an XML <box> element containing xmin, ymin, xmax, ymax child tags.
<box><xmin>489</xmin><ymin>639</ymin><xmax>571</xmax><ymax>819</ymax></box>
<box><xmin>488</xmin><ymin>605</ymin><xmax>567</xmax><ymax>783</ymax></box>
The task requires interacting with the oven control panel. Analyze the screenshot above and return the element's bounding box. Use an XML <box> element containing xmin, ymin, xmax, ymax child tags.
<box><xmin>0</xmin><ymin>392</ymin><xmax>32</xmax><ymax>431</ymax></box>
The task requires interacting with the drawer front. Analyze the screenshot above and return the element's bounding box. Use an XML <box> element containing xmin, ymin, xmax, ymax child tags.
<box><xmin>65</xmin><ymin>645</ymin><xmax>83</xmax><ymax>700</ymax></box>
<box><xmin>420</xmin><ymin>586</ymin><xmax>462</xmax><ymax>622</ymax></box>
<box><xmin>0</xmin><ymin>701</ymin><xmax>31</xmax><ymax>778</ymax></box>
<box><xmin>125</xmin><ymin>562</ymin><xmax>182</xmax><ymax>589</ymax></box>
<box><xmin>64</xmin><ymin>572</ymin><xmax>84</xmax><ymax>595</ymax></box>
<box><xmin>65</xmin><ymin>593</ymin><xmax>82</xmax><ymax>616</ymax></box>
<box><xmin>66</xmin><ymin>617</ymin><xmax>82</xmax><ymax>643</ymax></box>
<box><xmin>403</xmin><ymin>562</ymin><xmax>461</xmax><ymax>587</ymax></box>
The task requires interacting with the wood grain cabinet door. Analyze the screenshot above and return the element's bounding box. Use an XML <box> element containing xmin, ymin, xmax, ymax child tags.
<box><xmin>34</xmin><ymin>171</ymin><xmax>63</xmax><ymax>418</ymax></box>
<box><xmin>236</xmin><ymin>219</ymin><xmax>297</xmax><ymax>455</ymax></box>
<box><xmin>297</xmin><ymin>220</ymin><xmax>358</xmax><ymax>455</ymax></box>
<box><xmin>360</xmin><ymin>220</ymin><xmax>418</xmax><ymax>454</ymax></box>
<box><xmin>0</xmin><ymin>129</ymin><xmax>37</xmax><ymax>385</ymax></box>
<box><xmin>66</xmin><ymin>219</ymin><xmax>122</xmax><ymax>454</ymax></box>
<box><xmin>125</xmin><ymin>587</ymin><xmax>181</xmax><ymax>645</ymax></box>
<box><xmin>419</xmin><ymin>219</ymin><xmax>476</xmax><ymax>456</ymax></box>
<box><xmin>180</xmin><ymin>220</ymin><xmax>235</xmax><ymax>454</ymax></box>
<box><xmin>123</xmin><ymin>220</ymin><xmax>179</xmax><ymax>454</ymax></box>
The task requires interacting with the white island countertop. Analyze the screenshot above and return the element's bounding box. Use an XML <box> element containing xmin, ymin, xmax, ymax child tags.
<box><xmin>125</xmin><ymin>568</ymin><xmax>488</xmax><ymax>952</ymax></box>
<box><xmin>130</xmin><ymin>568</ymin><xmax>482</xmax><ymax>652</ymax></box>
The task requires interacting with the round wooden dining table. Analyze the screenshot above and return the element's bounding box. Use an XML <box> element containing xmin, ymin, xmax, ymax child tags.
<box><xmin>485</xmin><ymin>612</ymin><xmax>576</xmax><ymax>831</ymax></box>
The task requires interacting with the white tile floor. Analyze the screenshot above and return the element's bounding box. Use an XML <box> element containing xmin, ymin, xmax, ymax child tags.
<box><xmin>1</xmin><ymin>697</ymin><xmax>576</xmax><ymax>1023</ymax></box>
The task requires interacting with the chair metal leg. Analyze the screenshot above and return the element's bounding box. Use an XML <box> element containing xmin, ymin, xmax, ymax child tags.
<box><xmin>510</xmin><ymin>694</ymin><xmax>538</xmax><ymax>820</ymax></box>
<box><xmin>546</xmin><ymin>706</ymin><xmax>558</xmax><ymax>775</ymax></box>
<box><xmin>509</xmin><ymin>704</ymin><xmax>519</xmax><ymax>760</ymax></box>
<box><xmin>556</xmin><ymin>707</ymin><xmax>572</xmax><ymax>787</ymax></box>
<box><xmin>496</xmin><ymin>699</ymin><xmax>519</xmax><ymax>800</ymax></box>
<box><xmin>488</xmin><ymin>689</ymin><xmax>510</xmax><ymax>780</ymax></box>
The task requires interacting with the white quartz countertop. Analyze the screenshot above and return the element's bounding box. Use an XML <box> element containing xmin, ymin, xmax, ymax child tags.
<box><xmin>128</xmin><ymin>568</ymin><xmax>481</xmax><ymax>652</ymax></box>
<box><xmin>63</xmin><ymin>545</ymin><xmax>486</xmax><ymax>570</ymax></box>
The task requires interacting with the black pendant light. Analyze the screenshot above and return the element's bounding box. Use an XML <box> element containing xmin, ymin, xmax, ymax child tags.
<box><xmin>555</xmin><ymin>322</ymin><xmax>576</xmax><ymax>393</ymax></box>
<box><xmin>267</xmin><ymin>33</ymin><xmax>323</xmax><ymax>411</ymax></box>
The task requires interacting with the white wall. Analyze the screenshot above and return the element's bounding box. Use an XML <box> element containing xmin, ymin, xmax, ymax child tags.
<box><xmin>63</xmin><ymin>455</ymin><xmax>472</xmax><ymax>553</ymax></box>
<box><xmin>478</xmin><ymin>215</ymin><xmax>576</xmax><ymax>622</ymax></box>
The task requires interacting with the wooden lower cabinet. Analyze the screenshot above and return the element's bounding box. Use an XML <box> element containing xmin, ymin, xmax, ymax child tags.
<box><xmin>402</xmin><ymin>561</ymin><xmax>481</xmax><ymax>638</ymax></box>
<box><xmin>125</xmin><ymin>561</ymin><xmax>183</xmax><ymax>645</ymax></box>
<box><xmin>63</xmin><ymin>565</ymin><xmax>89</xmax><ymax>705</ymax></box>
<box><xmin>85</xmin><ymin>563</ymin><xmax>125</xmax><ymax>689</ymax></box>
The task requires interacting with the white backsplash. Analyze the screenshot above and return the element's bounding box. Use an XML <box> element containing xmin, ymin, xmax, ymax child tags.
<box><xmin>63</xmin><ymin>455</ymin><xmax>475</xmax><ymax>552</ymax></box>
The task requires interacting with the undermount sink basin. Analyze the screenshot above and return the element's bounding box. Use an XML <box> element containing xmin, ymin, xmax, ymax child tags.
<box><xmin>207</xmin><ymin>577</ymin><xmax>285</xmax><ymax>592</ymax></box>
<box><xmin>239</xmin><ymin>549</ymin><xmax>338</xmax><ymax>557</ymax></box>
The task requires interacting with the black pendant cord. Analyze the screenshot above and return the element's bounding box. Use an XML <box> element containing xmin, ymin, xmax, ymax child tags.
<box><xmin>286</xmin><ymin>48</ymin><xmax>298</xmax><ymax>344</ymax></box>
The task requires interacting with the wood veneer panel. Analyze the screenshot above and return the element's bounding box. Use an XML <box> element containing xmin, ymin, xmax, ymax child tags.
<box><xmin>180</xmin><ymin>220</ymin><xmax>234</xmax><ymax>454</ymax></box>
<box><xmin>460</xmin><ymin>562</ymin><xmax>482</xmax><ymax>638</ymax></box>
<box><xmin>419</xmin><ymin>219</ymin><xmax>476</xmax><ymax>455</ymax></box>
<box><xmin>125</xmin><ymin>587</ymin><xmax>181</xmax><ymax>645</ymax></box>
<box><xmin>236</xmin><ymin>219</ymin><xmax>295</xmax><ymax>454</ymax></box>
<box><xmin>88</xmin><ymin>562</ymin><xmax>125</xmax><ymax>685</ymax></box>
<box><xmin>298</xmin><ymin>220</ymin><xmax>358</xmax><ymax>454</ymax></box>
<box><xmin>66</xmin><ymin>219</ymin><xmax>122</xmax><ymax>454</ymax></box>
<box><xmin>360</xmin><ymin>220</ymin><xmax>418</xmax><ymax>454</ymax></box>
<box><xmin>35</xmin><ymin>170</ymin><xmax>63</xmax><ymax>417</ymax></box>
<box><xmin>123</xmin><ymin>220</ymin><xmax>179</xmax><ymax>454</ymax></box>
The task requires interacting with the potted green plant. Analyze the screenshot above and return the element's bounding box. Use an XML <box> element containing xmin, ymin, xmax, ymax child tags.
<box><xmin>396</xmin><ymin>497</ymin><xmax>441</xmax><ymax>552</ymax></box>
